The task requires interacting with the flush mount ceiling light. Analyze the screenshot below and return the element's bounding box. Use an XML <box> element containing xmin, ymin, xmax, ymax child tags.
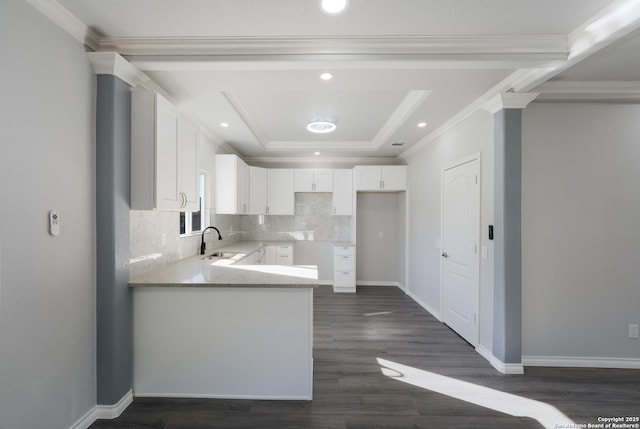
<box><xmin>320</xmin><ymin>0</ymin><xmax>349</xmax><ymax>15</ymax></box>
<box><xmin>307</xmin><ymin>119</ymin><xmax>336</xmax><ymax>134</ymax></box>
<box><xmin>417</xmin><ymin>122</ymin><xmax>427</xmax><ymax>128</ymax></box>
<box><xmin>220</xmin><ymin>122</ymin><xmax>229</xmax><ymax>127</ymax></box>
<box><xmin>320</xmin><ymin>72</ymin><xmax>333</xmax><ymax>81</ymax></box>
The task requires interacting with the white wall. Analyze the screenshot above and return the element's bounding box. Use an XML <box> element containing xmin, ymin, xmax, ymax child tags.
<box><xmin>356</xmin><ymin>193</ymin><xmax>406</xmax><ymax>286</ymax></box>
<box><xmin>0</xmin><ymin>2</ymin><xmax>97</xmax><ymax>428</ymax></box>
<box><xmin>522</xmin><ymin>103</ymin><xmax>640</xmax><ymax>362</ymax></box>
<box><xmin>404</xmin><ymin>109</ymin><xmax>495</xmax><ymax>351</ymax></box>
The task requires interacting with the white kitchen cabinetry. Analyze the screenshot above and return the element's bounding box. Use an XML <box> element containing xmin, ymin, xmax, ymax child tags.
<box><xmin>179</xmin><ymin>116</ymin><xmax>200</xmax><ymax>212</ymax></box>
<box><xmin>294</xmin><ymin>169</ymin><xmax>333</xmax><ymax>192</ymax></box>
<box><xmin>249</xmin><ymin>166</ymin><xmax>267</xmax><ymax>215</ymax></box>
<box><xmin>333</xmin><ymin>244</ymin><xmax>356</xmax><ymax>293</ymax></box>
<box><xmin>266</xmin><ymin>245</ymin><xmax>294</xmax><ymax>266</ymax></box>
<box><xmin>215</xmin><ymin>154</ymin><xmax>250</xmax><ymax>215</ymax></box>
<box><xmin>267</xmin><ymin>169</ymin><xmax>295</xmax><ymax>215</ymax></box>
<box><xmin>354</xmin><ymin>165</ymin><xmax>407</xmax><ymax>191</ymax></box>
<box><xmin>131</xmin><ymin>90</ymin><xmax>199</xmax><ymax>211</ymax></box>
<box><xmin>332</xmin><ymin>169</ymin><xmax>353</xmax><ymax>215</ymax></box>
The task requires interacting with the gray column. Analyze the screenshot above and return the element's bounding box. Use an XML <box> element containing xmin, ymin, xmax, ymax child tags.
<box><xmin>96</xmin><ymin>74</ymin><xmax>132</xmax><ymax>404</ymax></box>
<box><xmin>492</xmin><ymin>108</ymin><xmax>523</xmax><ymax>364</ymax></box>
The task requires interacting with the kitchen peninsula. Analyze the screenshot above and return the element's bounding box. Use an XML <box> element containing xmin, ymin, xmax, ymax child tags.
<box><xmin>130</xmin><ymin>242</ymin><xmax>317</xmax><ymax>400</ymax></box>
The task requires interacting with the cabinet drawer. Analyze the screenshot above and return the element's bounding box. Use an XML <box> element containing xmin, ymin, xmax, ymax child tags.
<box><xmin>276</xmin><ymin>245</ymin><xmax>293</xmax><ymax>255</ymax></box>
<box><xmin>334</xmin><ymin>254</ymin><xmax>355</xmax><ymax>271</ymax></box>
<box><xmin>334</xmin><ymin>245</ymin><xmax>355</xmax><ymax>256</ymax></box>
<box><xmin>276</xmin><ymin>253</ymin><xmax>293</xmax><ymax>266</ymax></box>
<box><xmin>334</xmin><ymin>271</ymin><xmax>355</xmax><ymax>287</ymax></box>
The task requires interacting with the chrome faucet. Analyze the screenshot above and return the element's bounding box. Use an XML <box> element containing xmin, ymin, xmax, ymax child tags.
<box><xmin>200</xmin><ymin>226</ymin><xmax>223</xmax><ymax>255</ymax></box>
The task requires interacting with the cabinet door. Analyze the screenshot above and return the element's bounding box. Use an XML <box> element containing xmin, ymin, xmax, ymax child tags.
<box><xmin>294</xmin><ymin>169</ymin><xmax>314</xmax><ymax>192</ymax></box>
<box><xmin>238</xmin><ymin>160</ymin><xmax>250</xmax><ymax>214</ymax></box>
<box><xmin>266</xmin><ymin>246</ymin><xmax>276</xmax><ymax>265</ymax></box>
<box><xmin>332</xmin><ymin>169</ymin><xmax>353</xmax><ymax>215</ymax></box>
<box><xmin>381</xmin><ymin>166</ymin><xmax>407</xmax><ymax>191</ymax></box>
<box><xmin>249</xmin><ymin>166</ymin><xmax>267</xmax><ymax>214</ymax></box>
<box><xmin>313</xmin><ymin>169</ymin><xmax>333</xmax><ymax>192</ymax></box>
<box><xmin>354</xmin><ymin>166</ymin><xmax>382</xmax><ymax>191</ymax></box>
<box><xmin>155</xmin><ymin>94</ymin><xmax>181</xmax><ymax>210</ymax></box>
<box><xmin>267</xmin><ymin>169</ymin><xmax>294</xmax><ymax>215</ymax></box>
<box><xmin>180</xmin><ymin>117</ymin><xmax>200</xmax><ymax>212</ymax></box>
<box><xmin>215</xmin><ymin>154</ymin><xmax>240</xmax><ymax>214</ymax></box>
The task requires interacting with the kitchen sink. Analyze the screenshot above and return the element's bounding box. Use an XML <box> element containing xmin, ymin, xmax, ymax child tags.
<box><xmin>202</xmin><ymin>252</ymin><xmax>238</xmax><ymax>260</ymax></box>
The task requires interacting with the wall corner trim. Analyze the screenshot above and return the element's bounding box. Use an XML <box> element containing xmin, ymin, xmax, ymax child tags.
<box><xmin>68</xmin><ymin>390</ymin><xmax>133</xmax><ymax>429</ymax></box>
<box><xmin>483</xmin><ymin>92</ymin><xmax>539</xmax><ymax>114</ymax></box>
<box><xmin>476</xmin><ymin>345</ymin><xmax>525</xmax><ymax>375</ymax></box>
<box><xmin>88</xmin><ymin>52</ymin><xmax>149</xmax><ymax>87</ymax></box>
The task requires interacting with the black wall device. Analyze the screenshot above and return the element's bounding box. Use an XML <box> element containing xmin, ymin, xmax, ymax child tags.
<box><xmin>488</xmin><ymin>225</ymin><xmax>494</xmax><ymax>240</ymax></box>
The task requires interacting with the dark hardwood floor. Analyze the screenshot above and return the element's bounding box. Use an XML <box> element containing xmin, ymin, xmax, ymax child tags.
<box><xmin>90</xmin><ymin>286</ymin><xmax>640</xmax><ymax>428</ymax></box>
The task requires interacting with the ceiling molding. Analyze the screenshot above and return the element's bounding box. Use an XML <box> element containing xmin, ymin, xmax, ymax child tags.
<box><xmin>512</xmin><ymin>0</ymin><xmax>640</xmax><ymax>92</ymax></box>
<box><xmin>534</xmin><ymin>80</ymin><xmax>640</xmax><ymax>102</ymax></box>
<box><xmin>483</xmin><ymin>92</ymin><xmax>539</xmax><ymax>114</ymax></box>
<box><xmin>26</xmin><ymin>0</ymin><xmax>100</xmax><ymax>51</ymax></box>
<box><xmin>99</xmin><ymin>35</ymin><xmax>568</xmax><ymax>59</ymax></box>
<box><xmin>223</xmin><ymin>91</ymin><xmax>270</xmax><ymax>149</ymax></box>
<box><xmin>87</xmin><ymin>52</ymin><xmax>150</xmax><ymax>87</ymax></box>
<box><xmin>243</xmin><ymin>156</ymin><xmax>401</xmax><ymax>166</ymax></box>
<box><xmin>371</xmin><ymin>90</ymin><xmax>431</xmax><ymax>149</ymax></box>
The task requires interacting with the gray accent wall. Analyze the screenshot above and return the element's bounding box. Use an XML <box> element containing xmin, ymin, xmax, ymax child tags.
<box><xmin>521</xmin><ymin>103</ymin><xmax>640</xmax><ymax>362</ymax></box>
<box><xmin>0</xmin><ymin>2</ymin><xmax>97</xmax><ymax>428</ymax></box>
<box><xmin>96</xmin><ymin>75</ymin><xmax>133</xmax><ymax>404</ymax></box>
<box><xmin>492</xmin><ymin>109</ymin><xmax>523</xmax><ymax>364</ymax></box>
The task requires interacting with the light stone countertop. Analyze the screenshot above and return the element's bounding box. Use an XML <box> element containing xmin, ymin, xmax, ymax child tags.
<box><xmin>129</xmin><ymin>241</ymin><xmax>317</xmax><ymax>288</ymax></box>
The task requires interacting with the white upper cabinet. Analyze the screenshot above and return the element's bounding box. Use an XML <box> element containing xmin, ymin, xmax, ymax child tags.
<box><xmin>294</xmin><ymin>169</ymin><xmax>333</xmax><ymax>192</ymax></box>
<box><xmin>332</xmin><ymin>169</ymin><xmax>353</xmax><ymax>215</ymax></box>
<box><xmin>249</xmin><ymin>166</ymin><xmax>267</xmax><ymax>215</ymax></box>
<box><xmin>267</xmin><ymin>169</ymin><xmax>295</xmax><ymax>215</ymax></box>
<box><xmin>215</xmin><ymin>154</ymin><xmax>250</xmax><ymax>214</ymax></box>
<box><xmin>179</xmin><ymin>116</ymin><xmax>200</xmax><ymax>212</ymax></box>
<box><xmin>354</xmin><ymin>165</ymin><xmax>407</xmax><ymax>191</ymax></box>
<box><xmin>131</xmin><ymin>89</ymin><xmax>199</xmax><ymax>211</ymax></box>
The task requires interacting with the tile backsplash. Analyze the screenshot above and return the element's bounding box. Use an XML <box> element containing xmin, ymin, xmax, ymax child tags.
<box><xmin>130</xmin><ymin>193</ymin><xmax>351</xmax><ymax>277</ymax></box>
<box><xmin>240</xmin><ymin>193</ymin><xmax>351</xmax><ymax>242</ymax></box>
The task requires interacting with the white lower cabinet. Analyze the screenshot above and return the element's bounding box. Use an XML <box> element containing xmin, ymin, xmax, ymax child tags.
<box><xmin>333</xmin><ymin>244</ymin><xmax>356</xmax><ymax>293</ymax></box>
<box><xmin>266</xmin><ymin>244</ymin><xmax>294</xmax><ymax>266</ymax></box>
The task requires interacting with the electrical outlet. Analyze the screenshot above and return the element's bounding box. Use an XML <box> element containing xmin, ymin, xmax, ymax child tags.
<box><xmin>629</xmin><ymin>324</ymin><xmax>639</xmax><ymax>339</ymax></box>
<box><xmin>378</xmin><ymin>231</ymin><xmax>384</xmax><ymax>238</ymax></box>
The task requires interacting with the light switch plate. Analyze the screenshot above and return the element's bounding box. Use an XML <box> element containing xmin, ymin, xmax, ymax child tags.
<box><xmin>629</xmin><ymin>324</ymin><xmax>639</xmax><ymax>339</ymax></box>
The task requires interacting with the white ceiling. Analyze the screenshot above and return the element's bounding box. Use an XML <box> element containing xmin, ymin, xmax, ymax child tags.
<box><xmin>47</xmin><ymin>0</ymin><xmax>640</xmax><ymax>162</ymax></box>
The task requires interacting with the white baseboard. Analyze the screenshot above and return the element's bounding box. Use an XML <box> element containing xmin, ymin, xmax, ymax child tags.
<box><xmin>356</xmin><ymin>280</ymin><xmax>400</xmax><ymax>287</ymax></box>
<box><xmin>133</xmin><ymin>392</ymin><xmax>312</xmax><ymax>401</ymax></box>
<box><xmin>405</xmin><ymin>289</ymin><xmax>442</xmax><ymax>321</ymax></box>
<box><xmin>522</xmin><ymin>355</ymin><xmax>640</xmax><ymax>370</ymax></box>
<box><xmin>476</xmin><ymin>345</ymin><xmax>525</xmax><ymax>375</ymax></box>
<box><xmin>69</xmin><ymin>390</ymin><xmax>133</xmax><ymax>429</ymax></box>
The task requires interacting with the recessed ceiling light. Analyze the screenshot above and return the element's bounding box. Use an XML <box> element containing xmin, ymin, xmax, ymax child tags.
<box><xmin>320</xmin><ymin>72</ymin><xmax>333</xmax><ymax>81</ymax></box>
<box><xmin>307</xmin><ymin>119</ymin><xmax>336</xmax><ymax>134</ymax></box>
<box><xmin>314</xmin><ymin>151</ymin><xmax>321</xmax><ymax>156</ymax></box>
<box><xmin>417</xmin><ymin>122</ymin><xmax>427</xmax><ymax>128</ymax></box>
<box><xmin>320</xmin><ymin>0</ymin><xmax>349</xmax><ymax>15</ymax></box>
<box><xmin>220</xmin><ymin>122</ymin><xmax>229</xmax><ymax>127</ymax></box>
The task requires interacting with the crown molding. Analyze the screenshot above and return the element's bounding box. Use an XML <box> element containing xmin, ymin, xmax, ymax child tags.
<box><xmin>98</xmin><ymin>35</ymin><xmax>567</xmax><ymax>59</ymax></box>
<box><xmin>243</xmin><ymin>156</ymin><xmax>401</xmax><ymax>166</ymax></box>
<box><xmin>534</xmin><ymin>80</ymin><xmax>640</xmax><ymax>102</ymax></box>
<box><xmin>483</xmin><ymin>92</ymin><xmax>539</xmax><ymax>114</ymax></box>
<box><xmin>26</xmin><ymin>0</ymin><xmax>100</xmax><ymax>51</ymax></box>
<box><xmin>371</xmin><ymin>90</ymin><xmax>431</xmax><ymax>149</ymax></box>
<box><xmin>87</xmin><ymin>52</ymin><xmax>150</xmax><ymax>87</ymax></box>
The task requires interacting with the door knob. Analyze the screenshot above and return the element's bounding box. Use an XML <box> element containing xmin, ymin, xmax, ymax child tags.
<box><xmin>442</xmin><ymin>252</ymin><xmax>448</xmax><ymax>258</ymax></box>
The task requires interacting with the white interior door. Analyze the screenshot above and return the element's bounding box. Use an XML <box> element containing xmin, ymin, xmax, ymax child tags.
<box><xmin>441</xmin><ymin>158</ymin><xmax>480</xmax><ymax>346</ymax></box>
